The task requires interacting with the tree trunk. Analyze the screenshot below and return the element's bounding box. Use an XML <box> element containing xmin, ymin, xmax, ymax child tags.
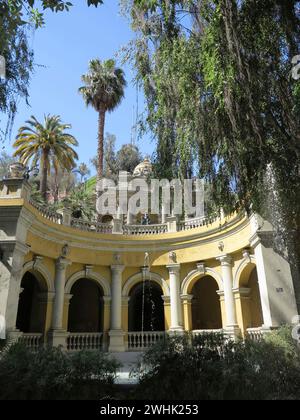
<box><xmin>97</xmin><ymin>106</ymin><xmax>106</xmax><ymax>179</ymax></box>
<box><xmin>40</xmin><ymin>149</ymin><xmax>49</xmax><ymax>202</ymax></box>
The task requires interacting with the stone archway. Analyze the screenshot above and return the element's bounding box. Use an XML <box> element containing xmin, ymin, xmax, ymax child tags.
<box><xmin>243</xmin><ymin>267</ymin><xmax>263</xmax><ymax>329</ymax></box>
<box><xmin>16</xmin><ymin>271</ymin><xmax>48</xmax><ymax>333</ymax></box>
<box><xmin>68</xmin><ymin>279</ymin><xmax>104</xmax><ymax>333</ymax></box>
<box><xmin>191</xmin><ymin>276</ymin><xmax>223</xmax><ymax>330</ymax></box>
<box><xmin>128</xmin><ymin>281</ymin><xmax>165</xmax><ymax>332</ymax></box>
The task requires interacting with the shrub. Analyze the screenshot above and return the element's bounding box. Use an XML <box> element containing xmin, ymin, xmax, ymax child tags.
<box><xmin>0</xmin><ymin>344</ymin><xmax>120</xmax><ymax>400</ymax></box>
<box><xmin>133</xmin><ymin>329</ymin><xmax>300</xmax><ymax>400</ymax></box>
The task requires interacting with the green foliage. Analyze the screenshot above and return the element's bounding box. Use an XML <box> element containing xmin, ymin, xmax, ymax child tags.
<box><xmin>63</xmin><ymin>185</ymin><xmax>95</xmax><ymax>220</ymax></box>
<box><xmin>134</xmin><ymin>330</ymin><xmax>300</xmax><ymax>400</ymax></box>
<box><xmin>13</xmin><ymin>114</ymin><xmax>78</xmax><ymax>200</ymax></box>
<box><xmin>0</xmin><ymin>0</ymin><xmax>103</xmax><ymax>143</ymax></box>
<box><xmin>0</xmin><ymin>151</ymin><xmax>16</xmax><ymax>179</ymax></box>
<box><xmin>0</xmin><ymin>343</ymin><xmax>119</xmax><ymax>400</ymax></box>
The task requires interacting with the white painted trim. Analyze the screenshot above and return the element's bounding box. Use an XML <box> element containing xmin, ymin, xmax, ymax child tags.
<box><xmin>233</xmin><ymin>254</ymin><xmax>256</xmax><ymax>289</ymax></box>
<box><xmin>65</xmin><ymin>270</ymin><xmax>111</xmax><ymax>296</ymax></box>
<box><xmin>122</xmin><ymin>271</ymin><xmax>170</xmax><ymax>297</ymax></box>
<box><xmin>181</xmin><ymin>267</ymin><xmax>223</xmax><ymax>295</ymax></box>
<box><xmin>22</xmin><ymin>260</ymin><xmax>53</xmax><ymax>292</ymax></box>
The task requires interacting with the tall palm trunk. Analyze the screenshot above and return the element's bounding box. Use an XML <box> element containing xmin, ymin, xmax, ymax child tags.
<box><xmin>41</xmin><ymin>149</ymin><xmax>49</xmax><ymax>201</ymax></box>
<box><xmin>97</xmin><ymin>105</ymin><xmax>106</xmax><ymax>179</ymax></box>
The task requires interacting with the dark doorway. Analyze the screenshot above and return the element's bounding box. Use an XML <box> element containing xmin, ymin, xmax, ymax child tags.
<box><xmin>129</xmin><ymin>281</ymin><xmax>165</xmax><ymax>332</ymax></box>
<box><xmin>68</xmin><ymin>279</ymin><xmax>104</xmax><ymax>333</ymax></box>
<box><xmin>191</xmin><ymin>276</ymin><xmax>222</xmax><ymax>330</ymax></box>
<box><xmin>16</xmin><ymin>272</ymin><xmax>47</xmax><ymax>333</ymax></box>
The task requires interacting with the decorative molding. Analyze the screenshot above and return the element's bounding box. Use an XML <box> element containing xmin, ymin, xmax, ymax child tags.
<box><xmin>181</xmin><ymin>264</ymin><xmax>223</xmax><ymax>294</ymax></box>
<box><xmin>65</xmin><ymin>269</ymin><xmax>111</xmax><ymax>296</ymax></box>
<box><xmin>233</xmin><ymin>253</ymin><xmax>256</xmax><ymax>289</ymax></box>
<box><xmin>216</xmin><ymin>254</ymin><xmax>233</xmax><ymax>267</ymax></box>
<box><xmin>122</xmin><ymin>271</ymin><xmax>170</xmax><ymax>297</ymax></box>
<box><xmin>166</xmin><ymin>263</ymin><xmax>180</xmax><ymax>275</ymax></box>
<box><xmin>181</xmin><ymin>294</ymin><xmax>193</xmax><ymax>302</ymax></box>
<box><xmin>21</xmin><ymin>259</ymin><xmax>54</xmax><ymax>292</ymax></box>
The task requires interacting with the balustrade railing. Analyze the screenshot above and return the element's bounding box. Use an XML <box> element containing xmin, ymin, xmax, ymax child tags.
<box><xmin>246</xmin><ymin>328</ymin><xmax>266</xmax><ymax>342</ymax></box>
<box><xmin>28</xmin><ymin>197</ymin><xmax>240</xmax><ymax>236</ymax></box>
<box><xmin>29</xmin><ymin>200</ymin><xmax>63</xmax><ymax>224</ymax></box>
<box><xmin>178</xmin><ymin>214</ymin><xmax>219</xmax><ymax>231</ymax></box>
<box><xmin>123</xmin><ymin>224</ymin><xmax>168</xmax><ymax>236</ymax></box>
<box><xmin>127</xmin><ymin>331</ymin><xmax>166</xmax><ymax>351</ymax></box>
<box><xmin>71</xmin><ymin>219</ymin><xmax>113</xmax><ymax>234</ymax></box>
<box><xmin>67</xmin><ymin>333</ymin><xmax>103</xmax><ymax>351</ymax></box>
<box><xmin>19</xmin><ymin>333</ymin><xmax>43</xmax><ymax>351</ymax></box>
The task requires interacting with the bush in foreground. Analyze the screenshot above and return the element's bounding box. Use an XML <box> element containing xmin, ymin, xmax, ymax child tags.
<box><xmin>0</xmin><ymin>344</ymin><xmax>120</xmax><ymax>400</ymax></box>
<box><xmin>133</xmin><ymin>328</ymin><xmax>300</xmax><ymax>400</ymax></box>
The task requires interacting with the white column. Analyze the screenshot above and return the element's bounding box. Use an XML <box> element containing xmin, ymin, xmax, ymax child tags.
<box><xmin>217</xmin><ymin>255</ymin><xmax>239</xmax><ymax>334</ymax></box>
<box><xmin>51</xmin><ymin>258</ymin><xmax>70</xmax><ymax>331</ymax></box>
<box><xmin>167</xmin><ymin>264</ymin><xmax>183</xmax><ymax>331</ymax></box>
<box><xmin>251</xmin><ymin>235</ymin><xmax>273</xmax><ymax>328</ymax></box>
<box><xmin>109</xmin><ymin>264</ymin><xmax>125</xmax><ymax>352</ymax></box>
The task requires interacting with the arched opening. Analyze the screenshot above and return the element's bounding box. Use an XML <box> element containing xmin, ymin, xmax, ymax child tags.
<box><xmin>191</xmin><ymin>276</ymin><xmax>222</xmax><ymax>330</ymax></box>
<box><xmin>68</xmin><ymin>279</ymin><xmax>104</xmax><ymax>333</ymax></box>
<box><xmin>101</xmin><ymin>215</ymin><xmax>114</xmax><ymax>224</ymax></box>
<box><xmin>16</xmin><ymin>271</ymin><xmax>47</xmax><ymax>333</ymax></box>
<box><xmin>129</xmin><ymin>281</ymin><xmax>165</xmax><ymax>332</ymax></box>
<box><xmin>248</xmin><ymin>268</ymin><xmax>263</xmax><ymax>328</ymax></box>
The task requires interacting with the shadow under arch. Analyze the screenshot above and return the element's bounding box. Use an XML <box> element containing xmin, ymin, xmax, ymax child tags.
<box><xmin>190</xmin><ymin>275</ymin><xmax>223</xmax><ymax>330</ymax></box>
<box><xmin>237</xmin><ymin>263</ymin><xmax>264</xmax><ymax>330</ymax></box>
<box><xmin>65</xmin><ymin>270</ymin><xmax>111</xmax><ymax>297</ymax></box>
<box><xmin>181</xmin><ymin>267</ymin><xmax>223</xmax><ymax>296</ymax></box>
<box><xmin>16</xmin><ymin>270</ymin><xmax>48</xmax><ymax>333</ymax></box>
<box><xmin>128</xmin><ymin>281</ymin><xmax>165</xmax><ymax>332</ymax></box>
<box><xmin>68</xmin><ymin>278</ymin><xmax>104</xmax><ymax>333</ymax></box>
<box><xmin>122</xmin><ymin>271</ymin><xmax>170</xmax><ymax>297</ymax></box>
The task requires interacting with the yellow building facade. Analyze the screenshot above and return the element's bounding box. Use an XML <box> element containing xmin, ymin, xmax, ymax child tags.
<box><xmin>0</xmin><ymin>177</ymin><xmax>299</xmax><ymax>352</ymax></box>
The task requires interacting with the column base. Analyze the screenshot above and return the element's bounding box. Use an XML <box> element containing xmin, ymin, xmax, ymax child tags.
<box><xmin>109</xmin><ymin>330</ymin><xmax>126</xmax><ymax>352</ymax></box>
<box><xmin>48</xmin><ymin>329</ymin><xmax>68</xmax><ymax>349</ymax></box>
<box><xmin>169</xmin><ymin>326</ymin><xmax>184</xmax><ymax>334</ymax></box>
<box><xmin>224</xmin><ymin>325</ymin><xmax>241</xmax><ymax>340</ymax></box>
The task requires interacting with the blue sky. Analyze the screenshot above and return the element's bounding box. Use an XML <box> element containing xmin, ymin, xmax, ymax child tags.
<box><xmin>3</xmin><ymin>0</ymin><xmax>153</xmax><ymax>172</ymax></box>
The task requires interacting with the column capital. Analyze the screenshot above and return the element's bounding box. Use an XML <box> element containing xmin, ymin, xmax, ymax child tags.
<box><xmin>216</xmin><ymin>254</ymin><xmax>233</xmax><ymax>267</ymax></box>
<box><xmin>122</xmin><ymin>296</ymin><xmax>130</xmax><ymax>305</ymax></box>
<box><xmin>162</xmin><ymin>295</ymin><xmax>170</xmax><ymax>305</ymax></box>
<box><xmin>233</xmin><ymin>287</ymin><xmax>251</xmax><ymax>297</ymax></box>
<box><xmin>64</xmin><ymin>293</ymin><xmax>73</xmax><ymax>304</ymax></box>
<box><xmin>167</xmin><ymin>263</ymin><xmax>181</xmax><ymax>274</ymax></box>
<box><xmin>111</xmin><ymin>264</ymin><xmax>125</xmax><ymax>274</ymax></box>
<box><xmin>103</xmin><ymin>296</ymin><xmax>112</xmax><ymax>304</ymax></box>
<box><xmin>56</xmin><ymin>257</ymin><xmax>71</xmax><ymax>270</ymax></box>
<box><xmin>181</xmin><ymin>294</ymin><xmax>193</xmax><ymax>302</ymax></box>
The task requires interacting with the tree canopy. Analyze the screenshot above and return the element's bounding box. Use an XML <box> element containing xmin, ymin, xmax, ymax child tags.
<box><xmin>0</xmin><ymin>0</ymin><xmax>103</xmax><ymax>143</ymax></box>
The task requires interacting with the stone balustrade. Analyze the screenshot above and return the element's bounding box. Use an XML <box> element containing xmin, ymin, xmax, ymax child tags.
<box><xmin>29</xmin><ymin>200</ymin><xmax>63</xmax><ymax>224</ymax></box>
<box><xmin>127</xmin><ymin>331</ymin><xmax>166</xmax><ymax>351</ymax></box>
<box><xmin>67</xmin><ymin>333</ymin><xmax>103</xmax><ymax>351</ymax></box>
<box><xmin>26</xmin><ymin>195</ymin><xmax>244</xmax><ymax>237</ymax></box>
<box><xmin>123</xmin><ymin>224</ymin><xmax>168</xmax><ymax>236</ymax></box>
<box><xmin>70</xmin><ymin>218</ymin><xmax>113</xmax><ymax>234</ymax></box>
<box><xmin>19</xmin><ymin>333</ymin><xmax>43</xmax><ymax>351</ymax></box>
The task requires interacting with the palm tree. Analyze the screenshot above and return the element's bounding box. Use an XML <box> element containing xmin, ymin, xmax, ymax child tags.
<box><xmin>79</xmin><ymin>59</ymin><xmax>126</xmax><ymax>179</ymax></box>
<box><xmin>13</xmin><ymin>115</ymin><xmax>78</xmax><ymax>201</ymax></box>
<box><xmin>74</xmin><ymin>162</ymin><xmax>91</xmax><ymax>184</ymax></box>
